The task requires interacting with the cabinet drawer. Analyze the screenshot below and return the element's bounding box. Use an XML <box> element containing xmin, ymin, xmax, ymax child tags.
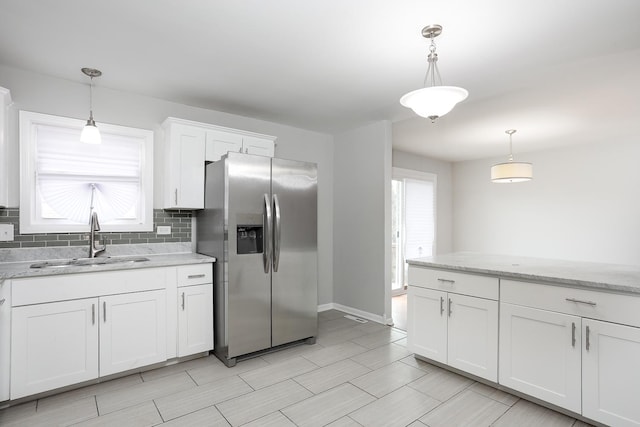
<box><xmin>501</xmin><ymin>279</ymin><xmax>640</xmax><ymax>328</ymax></box>
<box><xmin>12</xmin><ymin>268</ymin><xmax>167</xmax><ymax>306</ymax></box>
<box><xmin>177</xmin><ymin>264</ymin><xmax>213</xmax><ymax>286</ymax></box>
<box><xmin>408</xmin><ymin>266</ymin><xmax>498</xmax><ymax>300</ymax></box>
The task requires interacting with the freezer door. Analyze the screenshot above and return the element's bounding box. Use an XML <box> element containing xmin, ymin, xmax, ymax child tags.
<box><xmin>271</xmin><ymin>158</ymin><xmax>318</xmax><ymax>347</ymax></box>
<box><xmin>226</xmin><ymin>153</ymin><xmax>273</xmax><ymax>358</ymax></box>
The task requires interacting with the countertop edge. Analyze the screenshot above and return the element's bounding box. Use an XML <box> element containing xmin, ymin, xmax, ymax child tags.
<box><xmin>407</xmin><ymin>256</ymin><xmax>640</xmax><ymax>296</ymax></box>
<box><xmin>0</xmin><ymin>253</ymin><xmax>216</xmax><ymax>280</ymax></box>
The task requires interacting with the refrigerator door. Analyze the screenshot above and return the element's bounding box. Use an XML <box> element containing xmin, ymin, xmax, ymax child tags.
<box><xmin>226</xmin><ymin>152</ymin><xmax>273</xmax><ymax>358</ymax></box>
<box><xmin>271</xmin><ymin>158</ymin><xmax>318</xmax><ymax>347</ymax></box>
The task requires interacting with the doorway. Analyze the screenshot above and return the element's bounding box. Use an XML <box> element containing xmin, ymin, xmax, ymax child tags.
<box><xmin>391</xmin><ymin>168</ymin><xmax>436</xmax><ymax>330</ymax></box>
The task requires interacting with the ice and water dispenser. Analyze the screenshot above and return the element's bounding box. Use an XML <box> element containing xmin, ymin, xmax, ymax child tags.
<box><xmin>236</xmin><ymin>225</ymin><xmax>263</xmax><ymax>254</ymax></box>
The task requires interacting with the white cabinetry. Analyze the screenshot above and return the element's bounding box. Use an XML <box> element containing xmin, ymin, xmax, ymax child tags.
<box><xmin>163</xmin><ymin>117</ymin><xmax>276</xmax><ymax>209</ymax></box>
<box><xmin>9</xmin><ymin>268</ymin><xmax>169</xmax><ymax>399</ymax></box>
<box><xmin>500</xmin><ymin>279</ymin><xmax>640</xmax><ymax>426</ymax></box>
<box><xmin>0</xmin><ymin>279</ymin><xmax>10</xmax><ymax>402</ymax></box>
<box><xmin>205</xmin><ymin>128</ymin><xmax>275</xmax><ymax>161</ymax></box>
<box><xmin>407</xmin><ymin>266</ymin><xmax>499</xmax><ymax>382</ymax></box>
<box><xmin>163</xmin><ymin>120</ymin><xmax>206</xmax><ymax>209</ymax></box>
<box><xmin>499</xmin><ymin>302</ymin><xmax>582</xmax><ymax>413</ymax></box>
<box><xmin>582</xmin><ymin>319</ymin><xmax>640</xmax><ymax>426</ymax></box>
<box><xmin>0</xmin><ymin>87</ymin><xmax>11</xmax><ymax>208</ymax></box>
<box><xmin>177</xmin><ymin>265</ymin><xmax>214</xmax><ymax>357</ymax></box>
<box><xmin>11</xmin><ymin>298</ymin><xmax>99</xmax><ymax>399</ymax></box>
<box><xmin>99</xmin><ymin>290</ymin><xmax>167</xmax><ymax>376</ymax></box>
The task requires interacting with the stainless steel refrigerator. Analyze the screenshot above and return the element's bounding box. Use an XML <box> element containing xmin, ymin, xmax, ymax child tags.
<box><xmin>196</xmin><ymin>152</ymin><xmax>318</xmax><ymax>367</ymax></box>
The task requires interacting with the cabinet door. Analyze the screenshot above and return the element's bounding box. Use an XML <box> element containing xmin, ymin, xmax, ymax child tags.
<box><xmin>582</xmin><ymin>319</ymin><xmax>640</xmax><ymax>426</ymax></box>
<box><xmin>448</xmin><ymin>294</ymin><xmax>498</xmax><ymax>381</ymax></box>
<box><xmin>243</xmin><ymin>136</ymin><xmax>275</xmax><ymax>157</ymax></box>
<box><xmin>11</xmin><ymin>298</ymin><xmax>99</xmax><ymax>398</ymax></box>
<box><xmin>178</xmin><ymin>284</ymin><xmax>214</xmax><ymax>357</ymax></box>
<box><xmin>165</xmin><ymin>123</ymin><xmax>205</xmax><ymax>209</ymax></box>
<box><xmin>407</xmin><ymin>286</ymin><xmax>447</xmax><ymax>364</ymax></box>
<box><xmin>99</xmin><ymin>290</ymin><xmax>167</xmax><ymax>376</ymax></box>
<box><xmin>205</xmin><ymin>129</ymin><xmax>243</xmax><ymax>162</ymax></box>
<box><xmin>499</xmin><ymin>303</ymin><xmax>581</xmax><ymax>413</ymax></box>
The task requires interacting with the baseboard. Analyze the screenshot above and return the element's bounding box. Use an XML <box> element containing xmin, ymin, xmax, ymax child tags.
<box><xmin>318</xmin><ymin>302</ymin><xmax>394</xmax><ymax>326</ymax></box>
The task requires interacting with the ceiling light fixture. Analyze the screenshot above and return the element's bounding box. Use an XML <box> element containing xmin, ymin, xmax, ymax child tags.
<box><xmin>491</xmin><ymin>129</ymin><xmax>533</xmax><ymax>183</ymax></box>
<box><xmin>80</xmin><ymin>67</ymin><xmax>102</xmax><ymax>144</ymax></box>
<box><xmin>400</xmin><ymin>24</ymin><xmax>468</xmax><ymax>122</ymax></box>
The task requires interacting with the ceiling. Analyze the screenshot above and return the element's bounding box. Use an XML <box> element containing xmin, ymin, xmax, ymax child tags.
<box><xmin>1</xmin><ymin>0</ymin><xmax>639</xmax><ymax>161</ymax></box>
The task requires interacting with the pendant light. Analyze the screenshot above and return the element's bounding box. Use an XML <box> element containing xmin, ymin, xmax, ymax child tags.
<box><xmin>400</xmin><ymin>24</ymin><xmax>468</xmax><ymax>122</ymax></box>
<box><xmin>80</xmin><ymin>67</ymin><xmax>102</xmax><ymax>144</ymax></box>
<box><xmin>491</xmin><ymin>129</ymin><xmax>533</xmax><ymax>183</ymax></box>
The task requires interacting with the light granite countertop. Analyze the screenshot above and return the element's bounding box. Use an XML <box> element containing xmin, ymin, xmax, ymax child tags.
<box><xmin>407</xmin><ymin>252</ymin><xmax>640</xmax><ymax>295</ymax></box>
<box><xmin>0</xmin><ymin>243</ymin><xmax>215</xmax><ymax>280</ymax></box>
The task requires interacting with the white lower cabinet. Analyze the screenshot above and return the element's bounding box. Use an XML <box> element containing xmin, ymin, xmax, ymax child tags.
<box><xmin>10</xmin><ymin>289</ymin><xmax>167</xmax><ymax>398</ymax></box>
<box><xmin>407</xmin><ymin>287</ymin><xmax>447</xmax><ymax>363</ymax></box>
<box><xmin>99</xmin><ymin>290</ymin><xmax>167</xmax><ymax>376</ymax></box>
<box><xmin>177</xmin><ymin>283</ymin><xmax>213</xmax><ymax>357</ymax></box>
<box><xmin>500</xmin><ymin>279</ymin><xmax>640</xmax><ymax>426</ymax></box>
<box><xmin>11</xmin><ymin>298</ymin><xmax>99</xmax><ymax>399</ymax></box>
<box><xmin>447</xmin><ymin>293</ymin><xmax>498</xmax><ymax>381</ymax></box>
<box><xmin>499</xmin><ymin>303</ymin><xmax>582</xmax><ymax>413</ymax></box>
<box><xmin>407</xmin><ymin>268</ymin><xmax>498</xmax><ymax>382</ymax></box>
<box><xmin>582</xmin><ymin>319</ymin><xmax>640</xmax><ymax>426</ymax></box>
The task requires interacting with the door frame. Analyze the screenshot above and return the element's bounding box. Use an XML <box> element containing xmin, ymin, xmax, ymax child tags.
<box><xmin>391</xmin><ymin>167</ymin><xmax>437</xmax><ymax>296</ymax></box>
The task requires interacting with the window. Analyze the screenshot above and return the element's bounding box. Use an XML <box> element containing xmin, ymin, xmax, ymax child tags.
<box><xmin>19</xmin><ymin>111</ymin><xmax>153</xmax><ymax>233</ymax></box>
<box><xmin>391</xmin><ymin>168</ymin><xmax>436</xmax><ymax>293</ymax></box>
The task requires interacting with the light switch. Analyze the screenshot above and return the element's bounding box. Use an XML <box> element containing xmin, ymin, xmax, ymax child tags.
<box><xmin>0</xmin><ymin>224</ymin><xmax>14</xmax><ymax>241</ymax></box>
<box><xmin>157</xmin><ymin>225</ymin><xmax>171</xmax><ymax>235</ymax></box>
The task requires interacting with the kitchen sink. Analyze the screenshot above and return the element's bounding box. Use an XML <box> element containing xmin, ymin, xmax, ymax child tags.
<box><xmin>30</xmin><ymin>256</ymin><xmax>150</xmax><ymax>269</ymax></box>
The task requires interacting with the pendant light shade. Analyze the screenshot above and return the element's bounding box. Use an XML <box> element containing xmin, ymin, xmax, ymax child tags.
<box><xmin>491</xmin><ymin>130</ymin><xmax>532</xmax><ymax>183</ymax></box>
<box><xmin>400</xmin><ymin>25</ymin><xmax>468</xmax><ymax>122</ymax></box>
<box><xmin>80</xmin><ymin>120</ymin><xmax>101</xmax><ymax>145</ymax></box>
<box><xmin>81</xmin><ymin>67</ymin><xmax>102</xmax><ymax>145</ymax></box>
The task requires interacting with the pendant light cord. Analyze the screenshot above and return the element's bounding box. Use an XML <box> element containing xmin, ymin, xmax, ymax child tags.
<box><xmin>423</xmin><ymin>32</ymin><xmax>443</xmax><ymax>88</ymax></box>
<box><xmin>88</xmin><ymin>76</ymin><xmax>94</xmax><ymax>121</ymax></box>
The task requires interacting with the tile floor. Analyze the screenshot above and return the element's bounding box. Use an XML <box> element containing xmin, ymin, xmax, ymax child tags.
<box><xmin>0</xmin><ymin>309</ymin><xmax>594</xmax><ymax>427</ymax></box>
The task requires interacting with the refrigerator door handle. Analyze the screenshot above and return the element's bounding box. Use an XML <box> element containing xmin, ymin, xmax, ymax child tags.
<box><xmin>263</xmin><ymin>193</ymin><xmax>272</xmax><ymax>274</ymax></box>
<box><xmin>273</xmin><ymin>194</ymin><xmax>281</xmax><ymax>272</ymax></box>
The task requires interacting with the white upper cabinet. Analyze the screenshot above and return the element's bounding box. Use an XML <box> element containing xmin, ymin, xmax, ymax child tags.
<box><xmin>163</xmin><ymin>120</ymin><xmax>206</xmax><ymax>209</ymax></box>
<box><xmin>205</xmin><ymin>127</ymin><xmax>276</xmax><ymax>161</ymax></box>
<box><xmin>0</xmin><ymin>87</ymin><xmax>11</xmax><ymax>208</ymax></box>
<box><xmin>163</xmin><ymin>117</ymin><xmax>276</xmax><ymax>209</ymax></box>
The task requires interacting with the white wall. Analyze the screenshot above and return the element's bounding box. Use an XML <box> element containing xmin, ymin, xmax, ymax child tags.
<box><xmin>392</xmin><ymin>149</ymin><xmax>453</xmax><ymax>255</ymax></box>
<box><xmin>0</xmin><ymin>65</ymin><xmax>335</xmax><ymax>304</ymax></box>
<box><xmin>333</xmin><ymin>121</ymin><xmax>392</xmax><ymax>320</ymax></box>
<box><xmin>453</xmin><ymin>139</ymin><xmax>640</xmax><ymax>265</ymax></box>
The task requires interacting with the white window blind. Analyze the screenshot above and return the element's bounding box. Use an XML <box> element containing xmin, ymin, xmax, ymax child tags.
<box><xmin>404</xmin><ymin>178</ymin><xmax>435</xmax><ymax>260</ymax></box>
<box><xmin>20</xmin><ymin>111</ymin><xmax>154</xmax><ymax>233</ymax></box>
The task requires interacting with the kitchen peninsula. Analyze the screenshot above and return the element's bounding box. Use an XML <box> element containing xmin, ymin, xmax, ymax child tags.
<box><xmin>407</xmin><ymin>252</ymin><xmax>640</xmax><ymax>427</ymax></box>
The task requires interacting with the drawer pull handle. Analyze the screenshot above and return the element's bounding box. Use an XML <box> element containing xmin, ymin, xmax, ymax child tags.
<box><xmin>440</xmin><ymin>297</ymin><xmax>444</xmax><ymax>316</ymax></box>
<box><xmin>586</xmin><ymin>325</ymin><xmax>591</xmax><ymax>351</ymax></box>
<box><xmin>448</xmin><ymin>298</ymin><xmax>453</xmax><ymax>317</ymax></box>
<box><xmin>571</xmin><ymin>322</ymin><xmax>576</xmax><ymax>347</ymax></box>
<box><xmin>565</xmin><ymin>298</ymin><xmax>597</xmax><ymax>306</ymax></box>
<box><xmin>437</xmin><ymin>278</ymin><xmax>455</xmax><ymax>284</ymax></box>
<box><xmin>92</xmin><ymin>304</ymin><xmax>96</xmax><ymax>325</ymax></box>
<box><xmin>188</xmin><ymin>274</ymin><xmax>206</xmax><ymax>279</ymax></box>
<box><xmin>103</xmin><ymin>301</ymin><xmax>107</xmax><ymax>323</ymax></box>
<box><xmin>181</xmin><ymin>292</ymin><xmax>185</xmax><ymax>310</ymax></box>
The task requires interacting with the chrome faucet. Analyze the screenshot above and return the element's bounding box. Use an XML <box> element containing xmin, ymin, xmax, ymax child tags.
<box><xmin>89</xmin><ymin>211</ymin><xmax>106</xmax><ymax>258</ymax></box>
